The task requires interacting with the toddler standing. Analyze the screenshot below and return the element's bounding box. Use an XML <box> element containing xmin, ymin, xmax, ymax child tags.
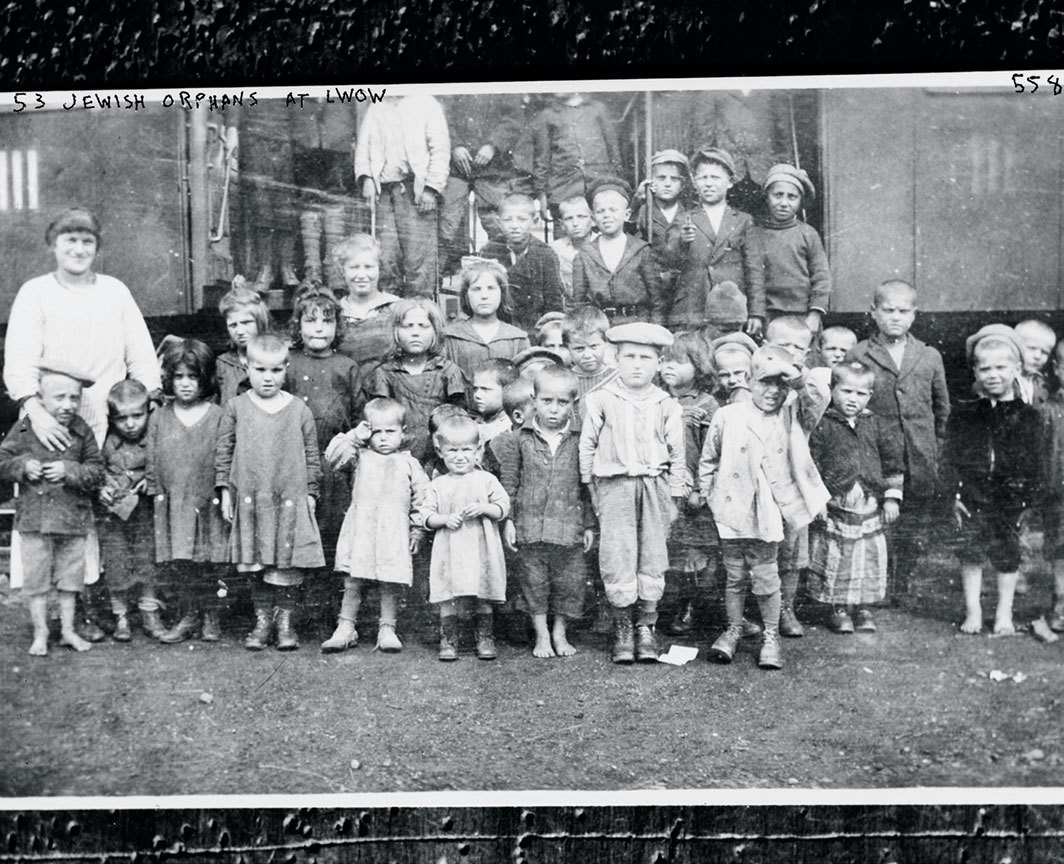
<box><xmin>216</xmin><ymin>334</ymin><xmax>326</xmax><ymax>651</ymax></box>
<box><xmin>808</xmin><ymin>361</ymin><xmax>904</xmax><ymax>633</ymax></box>
<box><xmin>149</xmin><ymin>339</ymin><xmax>230</xmax><ymax>643</ymax></box>
<box><xmin>325</xmin><ymin>398</ymin><xmax>430</xmax><ymax>653</ymax></box>
<box><xmin>579</xmin><ymin>323</ymin><xmax>689</xmax><ymax>663</ymax></box>
<box><xmin>422</xmin><ymin>415</ymin><xmax>511</xmax><ymax>661</ymax></box>
<box><xmin>215</xmin><ymin>284</ymin><xmax>271</xmax><ymax>405</ymax></box>
<box><xmin>97</xmin><ymin>380</ymin><xmax>163</xmax><ymax>641</ymax></box>
<box><xmin>0</xmin><ymin>361</ymin><xmax>104</xmax><ymax>655</ymax></box>
<box><xmin>699</xmin><ymin>345</ymin><xmax>830</xmax><ymax>669</ymax></box>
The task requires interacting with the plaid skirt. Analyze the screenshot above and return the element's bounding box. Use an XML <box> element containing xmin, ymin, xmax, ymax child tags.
<box><xmin>808</xmin><ymin>483</ymin><xmax>887</xmax><ymax>606</ymax></box>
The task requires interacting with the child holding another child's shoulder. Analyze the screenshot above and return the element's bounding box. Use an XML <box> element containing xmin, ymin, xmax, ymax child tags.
<box><xmin>945</xmin><ymin>325</ymin><xmax>1042</xmax><ymax>636</ymax></box>
<box><xmin>579</xmin><ymin>323</ymin><xmax>689</xmax><ymax>664</ymax></box>
<box><xmin>808</xmin><ymin>361</ymin><xmax>904</xmax><ymax>634</ymax></box>
<box><xmin>422</xmin><ymin>415</ymin><xmax>511</xmax><ymax>661</ymax></box>
<box><xmin>0</xmin><ymin>360</ymin><xmax>104</xmax><ymax>656</ymax></box>
<box><xmin>500</xmin><ymin>366</ymin><xmax>594</xmax><ymax>657</ymax></box>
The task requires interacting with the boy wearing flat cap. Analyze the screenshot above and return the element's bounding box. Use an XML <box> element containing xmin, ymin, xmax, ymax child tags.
<box><xmin>572</xmin><ymin>178</ymin><xmax>667</xmax><ymax>326</ymax></box>
<box><xmin>0</xmin><ymin>360</ymin><xmax>105</xmax><ymax>656</ymax></box>
<box><xmin>943</xmin><ymin>325</ymin><xmax>1042</xmax><ymax>636</ymax></box>
<box><xmin>579</xmin><ymin>322</ymin><xmax>688</xmax><ymax>663</ymax></box>
<box><xmin>698</xmin><ymin>345</ymin><xmax>830</xmax><ymax>669</ymax></box>
<box><xmin>757</xmin><ymin>163</ymin><xmax>832</xmax><ymax>336</ymax></box>
<box><xmin>665</xmin><ymin>148</ymin><xmax>764</xmax><ymax>335</ymax></box>
<box><xmin>632</xmin><ymin>149</ymin><xmax>691</xmax><ymax>294</ymax></box>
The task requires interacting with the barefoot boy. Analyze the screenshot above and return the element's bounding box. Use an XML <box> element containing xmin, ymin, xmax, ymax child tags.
<box><xmin>501</xmin><ymin>365</ymin><xmax>594</xmax><ymax>657</ymax></box>
<box><xmin>0</xmin><ymin>360</ymin><xmax>104</xmax><ymax>656</ymax></box>
<box><xmin>945</xmin><ymin>325</ymin><xmax>1042</xmax><ymax>635</ymax></box>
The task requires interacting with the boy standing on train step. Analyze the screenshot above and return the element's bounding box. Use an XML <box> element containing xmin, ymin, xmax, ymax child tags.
<box><xmin>572</xmin><ymin>178</ymin><xmax>666</xmax><ymax>326</ymax></box>
<box><xmin>849</xmin><ymin>279</ymin><xmax>950</xmax><ymax>600</ymax></box>
<box><xmin>665</xmin><ymin>148</ymin><xmax>764</xmax><ymax>333</ymax></box>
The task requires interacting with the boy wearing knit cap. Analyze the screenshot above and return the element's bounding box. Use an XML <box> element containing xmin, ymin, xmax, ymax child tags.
<box><xmin>665</xmin><ymin>147</ymin><xmax>764</xmax><ymax>333</ymax></box>
<box><xmin>579</xmin><ymin>322</ymin><xmax>689</xmax><ymax>663</ymax></box>
<box><xmin>757</xmin><ymin>163</ymin><xmax>832</xmax><ymax>335</ymax></box>
<box><xmin>572</xmin><ymin>178</ymin><xmax>667</xmax><ymax>326</ymax></box>
<box><xmin>698</xmin><ymin>345</ymin><xmax>830</xmax><ymax>669</ymax></box>
<box><xmin>944</xmin><ymin>325</ymin><xmax>1041</xmax><ymax>635</ymax></box>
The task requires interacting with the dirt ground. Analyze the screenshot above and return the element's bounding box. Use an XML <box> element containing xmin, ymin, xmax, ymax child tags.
<box><xmin>2</xmin><ymin>538</ymin><xmax>1064</xmax><ymax>797</ymax></box>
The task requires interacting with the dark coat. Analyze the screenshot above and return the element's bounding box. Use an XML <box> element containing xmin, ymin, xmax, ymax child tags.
<box><xmin>809</xmin><ymin>407</ymin><xmax>905</xmax><ymax>501</ymax></box>
<box><xmin>848</xmin><ymin>333</ymin><xmax>950</xmax><ymax>499</ymax></box>
<box><xmin>663</xmin><ymin>205</ymin><xmax>765</xmax><ymax>327</ymax></box>
<box><xmin>531</xmin><ymin>99</ymin><xmax>622</xmax><ymax>205</ymax></box>
<box><xmin>479</xmin><ymin>237</ymin><xmax>566</xmax><ymax>332</ymax></box>
<box><xmin>0</xmin><ymin>414</ymin><xmax>104</xmax><ymax>534</ymax></box>
<box><xmin>571</xmin><ymin>235</ymin><xmax>666</xmax><ymax>325</ymax></box>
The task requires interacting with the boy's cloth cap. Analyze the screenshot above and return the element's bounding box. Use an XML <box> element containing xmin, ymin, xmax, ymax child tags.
<box><xmin>711</xmin><ymin>331</ymin><xmax>758</xmax><ymax>357</ymax></box>
<box><xmin>692</xmin><ymin>147</ymin><xmax>737</xmax><ymax>178</ymax></box>
<box><xmin>38</xmin><ymin>357</ymin><xmax>94</xmax><ymax>388</ymax></box>
<box><xmin>751</xmin><ymin>345</ymin><xmax>798</xmax><ymax>381</ymax></box>
<box><xmin>705</xmin><ymin>280</ymin><xmax>748</xmax><ymax>325</ymax></box>
<box><xmin>606</xmin><ymin>322</ymin><xmax>674</xmax><ymax>349</ymax></box>
<box><xmin>650</xmin><ymin>149</ymin><xmax>690</xmax><ymax>169</ymax></box>
<box><xmin>965</xmin><ymin>323</ymin><xmax>1024</xmax><ymax>364</ymax></box>
<box><xmin>586</xmin><ymin>176</ymin><xmax>633</xmax><ymax>206</ymax></box>
<box><xmin>513</xmin><ymin>346</ymin><xmax>566</xmax><ymax>369</ymax></box>
<box><xmin>534</xmin><ymin>311</ymin><xmax>567</xmax><ymax>332</ymax></box>
<box><xmin>764</xmin><ymin>163</ymin><xmax>816</xmax><ymax>199</ymax></box>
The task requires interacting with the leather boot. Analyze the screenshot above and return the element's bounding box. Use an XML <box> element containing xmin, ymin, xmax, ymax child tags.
<box><xmin>112</xmin><ymin>612</ymin><xmax>132</xmax><ymax>643</ymax></box>
<box><xmin>779</xmin><ymin>602</ymin><xmax>805</xmax><ymax>637</ymax></box>
<box><xmin>200</xmin><ymin>610</ymin><xmax>221</xmax><ymax>642</ymax></box>
<box><xmin>160</xmin><ymin>612</ymin><xmax>199</xmax><ymax>644</ymax></box>
<box><xmin>141</xmin><ymin>608</ymin><xmax>167</xmax><ymax>641</ymax></box>
<box><xmin>758</xmin><ymin>626</ymin><xmax>783</xmax><ymax>669</ymax></box>
<box><xmin>634</xmin><ymin>623</ymin><xmax>659</xmax><ymax>662</ymax></box>
<box><xmin>710</xmin><ymin>625</ymin><xmax>743</xmax><ymax>663</ymax></box>
<box><xmin>244</xmin><ymin>606</ymin><xmax>273</xmax><ymax>651</ymax></box>
<box><xmin>438</xmin><ymin>615</ymin><xmax>459</xmax><ymax>661</ymax></box>
<box><xmin>321</xmin><ymin>618</ymin><xmax>358</xmax><ymax>653</ymax></box>
<box><xmin>475</xmin><ymin>613</ymin><xmax>497</xmax><ymax>660</ymax></box>
<box><xmin>275</xmin><ymin>607</ymin><xmax>300</xmax><ymax>651</ymax></box>
<box><xmin>666</xmin><ymin>600</ymin><xmax>694</xmax><ymax>635</ymax></box>
<box><xmin>611</xmin><ymin>614</ymin><xmax>635</xmax><ymax>664</ymax></box>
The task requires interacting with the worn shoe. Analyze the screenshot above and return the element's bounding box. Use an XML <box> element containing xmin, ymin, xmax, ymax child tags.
<box><xmin>665</xmin><ymin>601</ymin><xmax>694</xmax><ymax>635</ymax></box>
<box><xmin>274</xmin><ymin>608</ymin><xmax>300</xmax><ymax>651</ymax></box>
<box><xmin>112</xmin><ymin>613</ymin><xmax>132</xmax><ymax>642</ymax></box>
<box><xmin>438</xmin><ymin>615</ymin><xmax>459</xmax><ymax>661</ymax></box>
<box><xmin>160</xmin><ymin>613</ymin><xmax>199</xmax><ymax>644</ymax></box>
<box><xmin>80</xmin><ymin>617</ymin><xmax>106</xmax><ymax>643</ymax></box>
<box><xmin>1049</xmin><ymin>598</ymin><xmax>1064</xmax><ymax>633</ymax></box>
<box><xmin>709</xmin><ymin>625</ymin><xmax>742</xmax><ymax>663</ymax></box>
<box><xmin>611</xmin><ymin>616</ymin><xmax>635</xmax><ymax>664</ymax></box>
<box><xmin>634</xmin><ymin>623</ymin><xmax>660</xmax><ymax>662</ymax></box>
<box><xmin>200</xmin><ymin>611</ymin><xmax>221</xmax><ymax>642</ymax></box>
<box><xmin>244</xmin><ymin>607</ymin><xmax>273</xmax><ymax>651</ymax></box>
<box><xmin>141</xmin><ymin>609</ymin><xmax>167</xmax><ymax>641</ymax></box>
<box><xmin>758</xmin><ymin>628</ymin><xmax>783</xmax><ymax>669</ymax></box>
<box><xmin>376</xmin><ymin>622</ymin><xmax>403</xmax><ymax>654</ymax></box>
<box><xmin>475</xmin><ymin>613</ymin><xmax>497</xmax><ymax>661</ymax></box>
<box><xmin>854</xmin><ymin>608</ymin><xmax>877</xmax><ymax>632</ymax></box>
<box><xmin>830</xmin><ymin>609</ymin><xmax>855</xmax><ymax>634</ymax></box>
<box><xmin>779</xmin><ymin>604</ymin><xmax>805</xmax><ymax>638</ymax></box>
<box><xmin>740</xmin><ymin>617</ymin><xmax>762</xmax><ymax>638</ymax></box>
<box><xmin>321</xmin><ymin>618</ymin><xmax>358</xmax><ymax>653</ymax></box>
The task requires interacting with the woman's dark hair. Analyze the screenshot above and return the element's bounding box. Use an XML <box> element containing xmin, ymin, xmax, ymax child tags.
<box><xmin>45</xmin><ymin>207</ymin><xmax>101</xmax><ymax>247</ymax></box>
<box><xmin>159</xmin><ymin>337</ymin><xmax>218</xmax><ymax>400</ymax></box>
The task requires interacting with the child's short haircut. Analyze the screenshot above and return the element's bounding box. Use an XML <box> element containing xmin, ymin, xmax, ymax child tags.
<box><xmin>434</xmin><ymin>414</ymin><xmax>480</xmax><ymax>449</ymax></box>
<box><xmin>218</xmin><ymin>283</ymin><xmax>271</xmax><ymax>336</ymax></box>
<box><xmin>972</xmin><ymin>335</ymin><xmax>1021</xmax><ymax>365</ymax></box>
<box><xmin>830</xmin><ymin>360</ymin><xmax>875</xmax><ymax>389</ymax></box>
<box><xmin>429</xmin><ymin>403</ymin><xmax>470</xmax><ymax>436</ymax></box>
<box><xmin>821</xmin><ymin>325</ymin><xmax>857</xmax><ymax>345</ymax></box>
<box><xmin>45</xmin><ymin>206</ymin><xmax>102</xmax><ymax>246</ymax></box>
<box><xmin>766</xmin><ymin>315</ymin><xmax>813</xmax><ymax>344</ymax></box>
<box><xmin>536</xmin><ymin>318</ymin><xmax>570</xmax><ymax>347</ymax></box>
<box><xmin>502</xmin><ymin>378</ymin><xmax>536</xmax><ymax>417</ymax></box>
<box><xmin>456</xmin><ymin>258</ymin><xmax>514</xmax><ymax>319</ymax></box>
<box><xmin>565</xmin><ymin>306</ymin><xmax>610</xmax><ymax>342</ymax></box>
<box><xmin>533</xmin><ymin>364</ymin><xmax>579</xmax><ymax>399</ymax></box>
<box><xmin>363</xmin><ymin>396</ymin><xmax>406</xmax><ymax>427</ymax></box>
<box><xmin>874</xmin><ymin>279</ymin><xmax>917</xmax><ymax>307</ymax></box>
<box><xmin>499</xmin><ymin>192</ymin><xmax>537</xmax><ymax>214</ymax></box>
<box><xmin>1015</xmin><ymin>319</ymin><xmax>1056</xmax><ymax>348</ymax></box>
<box><xmin>389</xmin><ymin>297</ymin><xmax>446</xmax><ymax>359</ymax></box>
<box><xmin>160</xmin><ymin>337</ymin><xmax>217</xmax><ymax>400</ymax></box>
<box><xmin>289</xmin><ymin>285</ymin><xmax>345</xmax><ymax>350</ymax></box>
<box><xmin>107</xmin><ymin>379</ymin><xmax>149</xmax><ymax>415</ymax></box>
<box><xmin>332</xmin><ymin>233</ymin><xmax>381</xmax><ymax>268</ymax></box>
<box><xmin>557</xmin><ymin>195</ymin><xmax>591</xmax><ymax>216</ymax></box>
<box><xmin>662</xmin><ymin>330</ymin><xmax>717</xmax><ymax>392</ymax></box>
<box><xmin>474</xmin><ymin>357</ymin><xmax>519</xmax><ymax>389</ymax></box>
<box><xmin>247</xmin><ymin>333</ymin><xmax>289</xmax><ymax>360</ymax></box>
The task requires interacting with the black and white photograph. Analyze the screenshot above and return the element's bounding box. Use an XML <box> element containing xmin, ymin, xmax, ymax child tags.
<box><xmin>2</xmin><ymin>75</ymin><xmax>1064</xmax><ymax>797</ymax></box>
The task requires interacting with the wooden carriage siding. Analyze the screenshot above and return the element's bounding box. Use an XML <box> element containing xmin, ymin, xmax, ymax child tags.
<box><xmin>1</xmin><ymin>805</ymin><xmax>1062</xmax><ymax>862</ymax></box>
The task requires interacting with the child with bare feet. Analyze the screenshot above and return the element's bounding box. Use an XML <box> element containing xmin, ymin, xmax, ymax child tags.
<box><xmin>500</xmin><ymin>366</ymin><xmax>595</xmax><ymax>657</ymax></box>
<box><xmin>944</xmin><ymin>325</ymin><xmax>1042</xmax><ymax>635</ymax></box>
<box><xmin>0</xmin><ymin>360</ymin><xmax>104</xmax><ymax>655</ymax></box>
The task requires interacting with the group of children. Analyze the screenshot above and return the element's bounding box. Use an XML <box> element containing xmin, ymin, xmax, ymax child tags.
<box><xmin>11</xmin><ymin>141</ymin><xmax>1064</xmax><ymax>673</ymax></box>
